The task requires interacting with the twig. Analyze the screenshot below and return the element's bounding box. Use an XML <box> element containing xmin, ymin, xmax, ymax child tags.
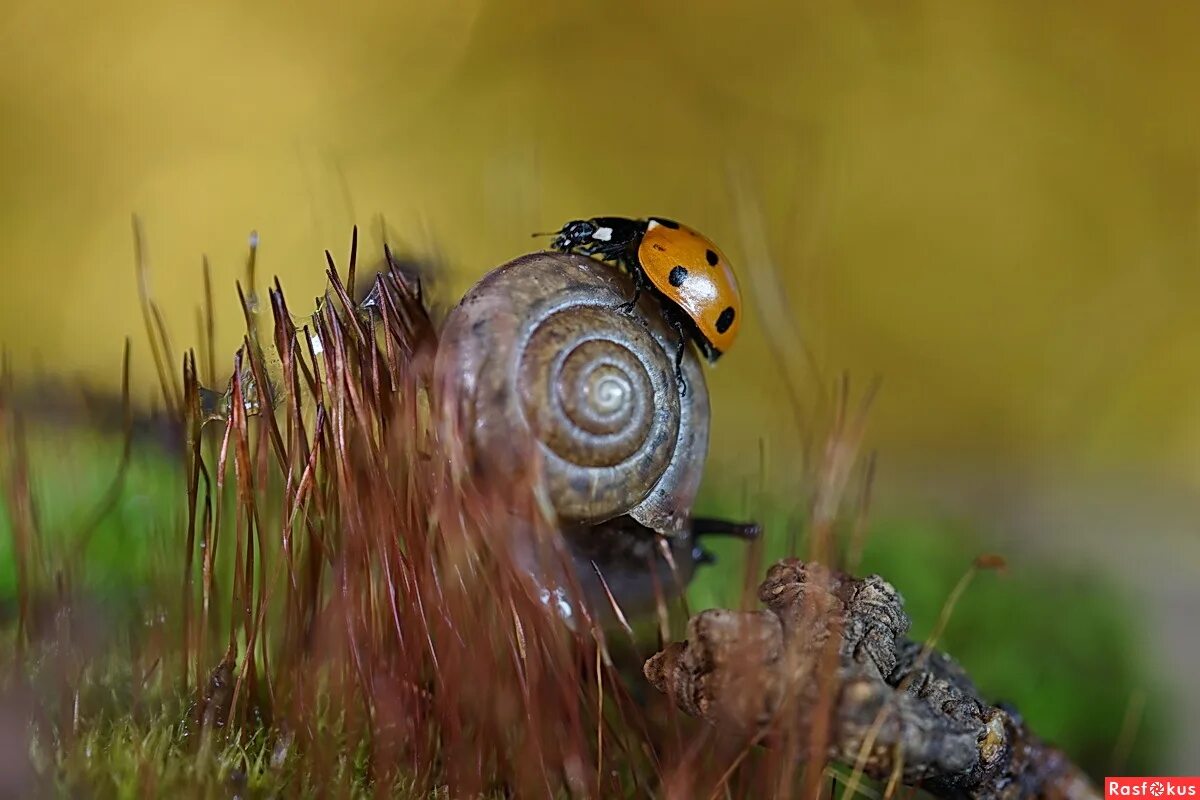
<box><xmin>644</xmin><ymin>558</ymin><xmax>1100</xmax><ymax>800</ymax></box>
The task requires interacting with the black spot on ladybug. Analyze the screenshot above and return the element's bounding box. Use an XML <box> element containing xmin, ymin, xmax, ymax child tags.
<box><xmin>715</xmin><ymin>306</ymin><xmax>736</xmax><ymax>334</ymax></box>
<box><xmin>705</xmin><ymin>249</ymin><xmax>719</xmax><ymax>266</ymax></box>
<box><xmin>654</xmin><ymin>218</ymin><xmax>681</xmax><ymax>229</ymax></box>
<box><xmin>653</xmin><ymin>243</ymin><xmax>667</xmax><ymax>252</ymax></box>
<box><xmin>668</xmin><ymin>266</ymin><xmax>688</xmax><ymax>287</ymax></box>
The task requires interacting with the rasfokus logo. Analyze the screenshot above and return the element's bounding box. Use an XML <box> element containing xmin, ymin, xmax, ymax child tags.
<box><xmin>1106</xmin><ymin>778</ymin><xmax>1200</xmax><ymax>798</ymax></box>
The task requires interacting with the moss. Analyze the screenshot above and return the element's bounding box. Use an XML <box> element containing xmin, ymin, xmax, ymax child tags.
<box><xmin>0</xmin><ymin>430</ymin><xmax>1174</xmax><ymax>792</ymax></box>
<box><xmin>0</xmin><ymin>424</ymin><xmax>184</xmax><ymax>605</ymax></box>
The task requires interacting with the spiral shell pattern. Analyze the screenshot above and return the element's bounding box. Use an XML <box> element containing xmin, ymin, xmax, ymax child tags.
<box><xmin>434</xmin><ymin>252</ymin><xmax>709</xmax><ymax>533</ymax></box>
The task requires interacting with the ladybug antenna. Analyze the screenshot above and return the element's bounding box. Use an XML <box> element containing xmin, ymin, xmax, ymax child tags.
<box><xmin>531</xmin><ymin>230</ymin><xmax>559</xmax><ymax>238</ymax></box>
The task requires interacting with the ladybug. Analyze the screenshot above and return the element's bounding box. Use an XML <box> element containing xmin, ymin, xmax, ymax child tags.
<box><xmin>543</xmin><ymin>216</ymin><xmax>742</xmax><ymax>392</ymax></box>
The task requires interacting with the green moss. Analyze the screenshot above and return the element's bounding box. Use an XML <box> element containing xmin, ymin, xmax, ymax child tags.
<box><xmin>41</xmin><ymin>702</ymin><xmax>376</xmax><ymax>798</ymax></box>
<box><xmin>0</xmin><ymin>431</ymin><xmax>1174</xmax><ymax>789</ymax></box>
<box><xmin>0</xmin><ymin>425</ymin><xmax>184</xmax><ymax>604</ymax></box>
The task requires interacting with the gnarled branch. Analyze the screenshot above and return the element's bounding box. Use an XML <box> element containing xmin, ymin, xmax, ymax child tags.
<box><xmin>644</xmin><ymin>559</ymin><xmax>1100</xmax><ymax>800</ymax></box>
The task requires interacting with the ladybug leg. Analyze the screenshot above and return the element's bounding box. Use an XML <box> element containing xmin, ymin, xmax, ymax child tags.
<box><xmin>615</xmin><ymin>284</ymin><xmax>642</xmax><ymax>316</ymax></box>
<box><xmin>668</xmin><ymin>316</ymin><xmax>690</xmax><ymax>396</ymax></box>
<box><xmin>615</xmin><ymin>264</ymin><xmax>647</xmax><ymax>316</ymax></box>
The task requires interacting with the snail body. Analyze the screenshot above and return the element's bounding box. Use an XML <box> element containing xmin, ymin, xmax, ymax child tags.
<box><xmin>432</xmin><ymin>250</ymin><xmax>757</xmax><ymax>621</ymax></box>
<box><xmin>562</xmin><ymin>516</ymin><xmax>760</xmax><ymax>620</ymax></box>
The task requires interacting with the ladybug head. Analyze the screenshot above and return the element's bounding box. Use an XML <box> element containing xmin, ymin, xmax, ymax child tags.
<box><xmin>550</xmin><ymin>219</ymin><xmax>597</xmax><ymax>251</ymax></box>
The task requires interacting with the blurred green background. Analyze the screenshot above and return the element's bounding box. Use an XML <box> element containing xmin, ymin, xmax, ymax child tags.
<box><xmin>1</xmin><ymin>0</ymin><xmax>1197</xmax><ymax>774</ymax></box>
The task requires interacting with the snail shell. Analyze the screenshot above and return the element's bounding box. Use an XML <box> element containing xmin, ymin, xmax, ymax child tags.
<box><xmin>433</xmin><ymin>251</ymin><xmax>709</xmax><ymax>534</ymax></box>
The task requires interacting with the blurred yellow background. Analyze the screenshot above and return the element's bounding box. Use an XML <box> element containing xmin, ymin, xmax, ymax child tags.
<box><xmin>2</xmin><ymin>0</ymin><xmax>1199</xmax><ymax>768</ymax></box>
<box><xmin>1</xmin><ymin>0</ymin><xmax>1197</xmax><ymax>483</ymax></box>
<box><xmin>0</xmin><ymin>1</ymin><xmax>1195</xmax><ymax>482</ymax></box>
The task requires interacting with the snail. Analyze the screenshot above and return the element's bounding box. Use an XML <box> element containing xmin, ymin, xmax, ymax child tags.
<box><xmin>433</xmin><ymin>250</ymin><xmax>757</xmax><ymax>619</ymax></box>
<box><xmin>562</xmin><ymin>515</ymin><xmax>760</xmax><ymax>621</ymax></box>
